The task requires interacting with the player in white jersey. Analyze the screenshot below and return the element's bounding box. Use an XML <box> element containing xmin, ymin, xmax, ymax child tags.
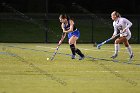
<box><xmin>111</xmin><ymin>11</ymin><xmax>134</xmax><ymax>60</ymax></box>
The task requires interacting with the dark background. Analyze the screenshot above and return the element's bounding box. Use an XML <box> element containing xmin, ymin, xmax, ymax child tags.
<box><xmin>0</xmin><ymin>0</ymin><xmax>140</xmax><ymax>14</ymax></box>
<box><xmin>0</xmin><ymin>0</ymin><xmax>140</xmax><ymax>43</ymax></box>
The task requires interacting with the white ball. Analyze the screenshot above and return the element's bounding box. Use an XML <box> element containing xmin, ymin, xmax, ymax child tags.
<box><xmin>47</xmin><ymin>58</ymin><xmax>49</xmax><ymax>60</ymax></box>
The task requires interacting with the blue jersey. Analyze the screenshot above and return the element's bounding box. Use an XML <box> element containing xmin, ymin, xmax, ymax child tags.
<box><xmin>63</xmin><ymin>19</ymin><xmax>80</xmax><ymax>39</ymax></box>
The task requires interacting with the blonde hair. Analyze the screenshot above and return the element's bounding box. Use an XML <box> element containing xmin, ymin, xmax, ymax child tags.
<box><xmin>112</xmin><ymin>11</ymin><xmax>121</xmax><ymax>18</ymax></box>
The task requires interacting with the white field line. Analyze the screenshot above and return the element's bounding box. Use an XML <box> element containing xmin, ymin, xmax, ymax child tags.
<box><xmin>36</xmin><ymin>46</ymin><xmax>58</xmax><ymax>50</ymax></box>
<box><xmin>36</xmin><ymin>45</ymin><xmax>112</xmax><ymax>52</ymax></box>
<box><xmin>36</xmin><ymin>45</ymin><xmax>140</xmax><ymax>54</ymax></box>
<box><xmin>65</xmin><ymin>70</ymin><xmax>140</xmax><ymax>73</ymax></box>
<box><xmin>0</xmin><ymin>69</ymin><xmax>140</xmax><ymax>73</ymax></box>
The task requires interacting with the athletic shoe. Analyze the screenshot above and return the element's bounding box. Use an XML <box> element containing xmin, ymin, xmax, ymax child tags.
<box><xmin>129</xmin><ymin>53</ymin><xmax>134</xmax><ymax>60</ymax></box>
<box><xmin>128</xmin><ymin>53</ymin><xmax>134</xmax><ymax>63</ymax></box>
<box><xmin>111</xmin><ymin>54</ymin><xmax>118</xmax><ymax>59</ymax></box>
<box><xmin>71</xmin><ymin>55</ymin><xmax>76</xmax><ymax>59</ymax></box>
<box><xmin>79</xmin><ymin>55</ymin><xmax>85</xmax><ymax>60</ymax></box>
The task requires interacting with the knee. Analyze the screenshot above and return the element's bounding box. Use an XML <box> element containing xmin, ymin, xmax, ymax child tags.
<box><xmin>124</xmin><ymin>43</ymin><xmax>129</xmax><ymax>47</ymax></box>
<box><xmin>68</xmin><ymin>41</ymin><xmax>71</xmax><ymax>45</ymax></box>
<box><xmin>125</xmin><ymin>44</ymin><xmax>129</xmax><ymax>47</ymax></box>
<box><xmin>69</xmin><ymin>39</ymin><xmax>75</xmax><ymax>45</ymax></box>
<box><xmin>115</xmin><ymin>39</ymin><xmax>119</xmax><ymax>44</ymax></box>
<box><xmin>68</xmin><ymin>40</ymin><xmax>72</xmax><ymax>45</ymax></box>
<box><xmin>124</xmin><ymin>40</ymin><xmax>129</xmax><ymax>47</ymax></box>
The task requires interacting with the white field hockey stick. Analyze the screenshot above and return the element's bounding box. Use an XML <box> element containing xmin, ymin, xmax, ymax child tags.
<box><xmin>50</xmin><ymin>33</ymin><xmax>66</xmax><ymax>61</ymax></box>
<box><xmin>97</xmin><ymin>33</ymin><xmax>121</xmax><ymax>49</ymax></box>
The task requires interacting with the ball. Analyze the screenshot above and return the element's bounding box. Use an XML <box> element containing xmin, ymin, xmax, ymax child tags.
<box><xmin>47</xmin><ymin>58</ymin><xmax>49</xmax><ymax>60</ymax></box>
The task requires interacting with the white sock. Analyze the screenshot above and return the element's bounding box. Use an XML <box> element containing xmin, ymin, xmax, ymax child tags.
<box><xmin>126</xmin><ymin>45</ymin><xmax>133</xmax><ymax>56</ymax></box>
<box><xmin>114</xmin><ymin>44</ymin><xmax>119</xmax><ymax>54</ymax></box>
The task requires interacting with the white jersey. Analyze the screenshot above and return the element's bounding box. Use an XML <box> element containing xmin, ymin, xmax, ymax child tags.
<box><xmin>113</xmin><ymin>17</ymin><xmax>132</xmax><ymax>40</ymax></box>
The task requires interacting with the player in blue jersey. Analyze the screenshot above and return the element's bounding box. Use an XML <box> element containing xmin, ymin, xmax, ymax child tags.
<box><xmin>59</xmin><ymin>14</ymin><xmax>85</xmax><ymax>60</ymax></box>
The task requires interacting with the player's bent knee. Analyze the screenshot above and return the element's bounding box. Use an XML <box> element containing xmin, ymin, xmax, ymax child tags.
<box><xmin>69</xmin><ymin>41</ymin><xmax>74</xmax><ymax>45</ymax></box>
<box><xmin>124</xmin><ymin>42</ymin><xmax>129</xmax><ymax>47</ymax></box>
<box><xmin>125</xmin><ymin>44</ymin><xmax>129</xmax><ymax>47</ymax></box>
<box><xmin>115</xmin><ymin>40</ymin><xmax>119</xmax><ymax>44</ymax></box>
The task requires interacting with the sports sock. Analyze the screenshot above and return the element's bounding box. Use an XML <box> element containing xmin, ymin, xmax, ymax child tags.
<box><xmin>126</xmin><ymin>45</ymin><xmax>133</xmax><ymax>56</ymax></box>
<box><xmin>114</xmin><ymin>44</ymin><xmax>119</xmax><ymax>54</ymax></box>
<box><xmin>75</xmin><ymin>48</ymin><xmax>84</xmax><ymax>57</ymax></box>
<box><xmin>70</xmin><ymin>44</ymin><xmax>76</xmax><ymax>55</ymax></box>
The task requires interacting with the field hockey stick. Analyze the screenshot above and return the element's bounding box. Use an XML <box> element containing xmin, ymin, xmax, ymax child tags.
<box><xmin>97</xmin><ymin>33</ymin><xmax>121</xmax><ymax>49</ymax></box>
<box><xmin>50</xmin><ymin>33</ymin><xmax>66</xmax><ymax>61</ymax></box>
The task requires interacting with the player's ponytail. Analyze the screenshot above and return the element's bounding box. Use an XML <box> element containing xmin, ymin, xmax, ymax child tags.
<box><xmin>114</xmin><ymin>11</ymin><xmax>121</xmax><ymax>18</ymax></box>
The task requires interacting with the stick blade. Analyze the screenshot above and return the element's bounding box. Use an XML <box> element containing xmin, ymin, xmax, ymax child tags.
<box><xmin>97</xmin><ymin>44</ymin><xmax>101</xmax><ymax>49</ymax></box>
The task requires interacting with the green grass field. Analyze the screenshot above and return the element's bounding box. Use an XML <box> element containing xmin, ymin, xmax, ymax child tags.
<box><xmin>0</xmin><ymin>43</ymin><xmax>140</xmax><ymax>93</ymax></box>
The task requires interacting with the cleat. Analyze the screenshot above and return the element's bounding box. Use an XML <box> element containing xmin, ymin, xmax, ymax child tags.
<box><xmin>111</xmin><ymin>54</ymin><xmax>118</xmax><ymax>59</ymax></box>
<box><xmin>71</xmin><ymin>55</ymin><xmax>76</xmax><ymax>59</ymax></box>
<box><xmin>128</xmin><ymin>53</ymin><xmax>134</xmax><ymax>63</ymax></box>
<box><xmin>79</xmin><ymin>55</ymin><xmax>85</xmax><ymax>60</ymax></box>
<box><xmin>130</xmin><ymin>53</ymin><xmax>134</xmax><ymax>59</ymax></box>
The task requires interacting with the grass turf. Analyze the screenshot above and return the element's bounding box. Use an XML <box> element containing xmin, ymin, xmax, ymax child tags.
<box><xmin>0</xmin><ymin>43</ymin><xmax>140</xmax><ymax>93</ymax></box>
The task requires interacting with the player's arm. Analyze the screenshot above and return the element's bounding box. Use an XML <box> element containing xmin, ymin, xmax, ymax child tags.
<box><xmin>63</xmin><ymin>20</ymin><xmax>74</xmax><ymax>33</ymax></box>
<box><xmin>112</xmin><ymin>23</ymin><xmax>118</xmax><ymax>38</ymax></box>
<box><xmin>58</xmin><ymin>24</ymin><xmax>67</xmax><ymax>46</ymax></box>
<box><xmin>61</xmin><ymin>23</ymin><xmax>65</xmax><ymax>31</ymax></box>
<box><xmin>122</xmin><ymin>18</ymin><xmax>132</xmax><ymax>32</ymax></box>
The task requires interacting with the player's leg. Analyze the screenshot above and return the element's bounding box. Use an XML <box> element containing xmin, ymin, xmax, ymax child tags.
<box><xmin>74</xmin><ymin>41</ymin><xmax>85</xmax><ymax>60</ymax></box>
<box><xmin>69</xmin><ymin>35</ymin><xmax>78</xmax><ymax>59</ymax></box>
<box><xmin>69</xmin><ymin>35</ymin><xmax>85</xmax><ymax>60</ymax></box>
<box><xmin>111</xmin><ymin>37</ymin><xmax>128</xmax><ymax>58</ymax></box>
<box><xmin>74</xmin><ymin>30</ymin><xmax>85</xmax><ymax>60</ymax></box>
<box><xmin>123</xmin><ymin>36</ymin><xmax>134</xmax><ymax>60</ymax></box>
<box><xmin>111</xmin><ymin>36</ymin><xmax>134</xmax><ymax>59</ymax></box>
<box><xmin>111</xmin><ymin>37</ymin><xmax>121</xmax><ymax>59</ymax></box>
